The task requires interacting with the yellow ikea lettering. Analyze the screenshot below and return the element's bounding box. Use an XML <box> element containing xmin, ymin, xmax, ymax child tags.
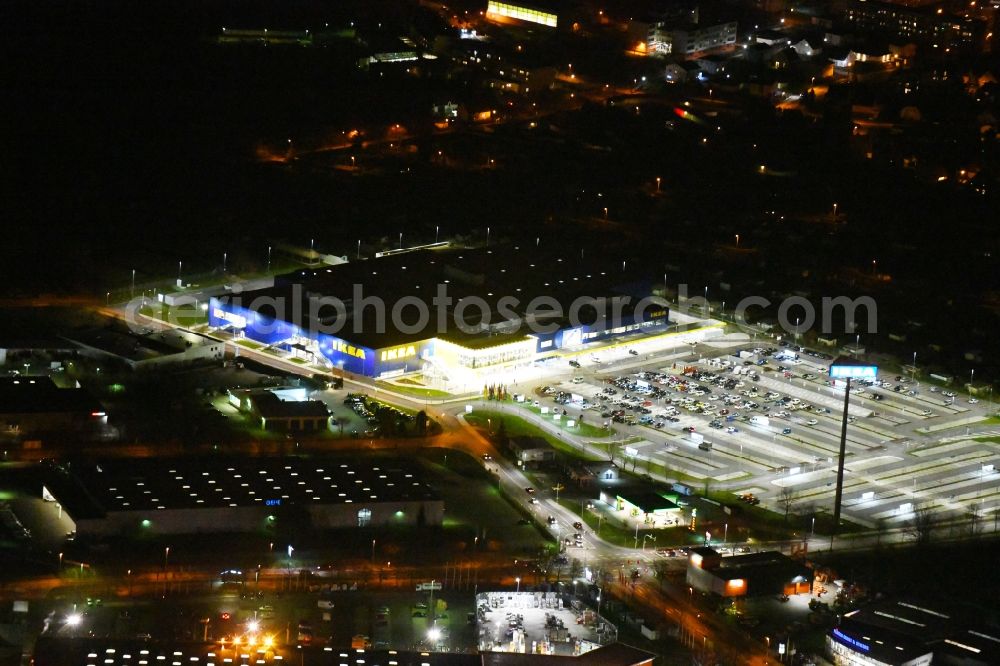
<box><xmin>333</xmin><ymin>340</ymin><xmax>365</xmax><ymax>359</ymax></box>
<box><xmin>380</xmin><ymin>345</ymin><xmax>417</xmax><ymax>362</ymax></box>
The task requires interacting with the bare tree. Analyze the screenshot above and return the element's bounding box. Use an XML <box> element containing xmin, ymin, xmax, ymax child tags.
<box><xmin>874</xmin><ymin>517</ymin><xmax>888</xmax><ymax>547</ymax></box>
<box><xmin>607</xmin><ymin>440</ymin><xmax>619</xmax><ymax>465</ymax></box>
<box><xmin>779</xmin><ymin>486</ymin><xmax>797</xmax><ymax>522</ymax></box>
<box><xmin>906</xmin><ymin>503</ymin><xmax>936</xmax><ymax>545</ymax></box>
<box><xmin>967</xmin><ymin>505</ymin><xmax>982</xmax><ymax>538</ymax></box>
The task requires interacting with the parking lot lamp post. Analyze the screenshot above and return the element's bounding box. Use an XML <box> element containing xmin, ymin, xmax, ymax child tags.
<box><xmin>371</xmin><ymin>539</ymin><xmax>376</xmax><ymax>563</ymax></box>
<box><xmin>832</xmin><ymin>376</ymin><xmax>851</xmax><ymax>548</ymax></box>
<box><xmin>515</xmin><ymin>576</ymin><xmax>521</xmax><ymax>592</ymax></box>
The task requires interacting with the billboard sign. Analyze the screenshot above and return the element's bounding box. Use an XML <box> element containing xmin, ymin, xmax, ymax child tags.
<box><xmin>829</xmin><ymin>357</ymin><xmax>878</xmax><ymax>380</ymax></box>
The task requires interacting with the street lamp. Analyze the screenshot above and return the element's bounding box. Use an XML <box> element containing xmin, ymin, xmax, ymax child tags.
<box><xmin>515</xmin><ymin>576</ymin><xmax>521</xmax><ymax>592</ymax></box>
<box><xmin>398</xmin><ymin>232</ymin><xmax>403</xmax><ymax>249</ymax></box>
<box><xmin>267</xmin><ymin>245</ymin><xmax>272</xmax><ymax>272</ymax></box>
<box><xmin>164</xmin><ymin>546</ymin><xmax>170</xmax><ymax>569</ymax></box>
<box><xmin>223</xmin><ymin>252</ymin><xmax>227</xmax><ymax>274</ymax></box>
<box><xmin>735</xmin><ymin>234</ymin><xmax>740</xmax><ymax>248</ymax></box>
<box><xmin>655</xmin><ymin>176</ymin><xmax>661</xmax><ymax>192</ymax></box>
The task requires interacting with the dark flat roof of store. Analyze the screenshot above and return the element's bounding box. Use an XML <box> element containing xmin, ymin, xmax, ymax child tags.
<box><xmin>33</xmin><ymin>638</ymin><xmax>655</xmax><ymax>666</ymax></box>
<box><xmin>215</xmin><ymin>244</ymin><xmax>663</xmax><ymax>349</ymax></box>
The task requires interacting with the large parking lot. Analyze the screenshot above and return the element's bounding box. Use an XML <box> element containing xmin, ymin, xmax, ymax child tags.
<box><xmin>530</xmin><ymin>338</ymin><xmax>1000</xmax><ymax>529</ymax></box>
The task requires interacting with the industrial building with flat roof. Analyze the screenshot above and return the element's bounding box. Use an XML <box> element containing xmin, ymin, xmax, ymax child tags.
<box><xmin>208</xmin><ymin>244</ymin><xmax>671</xmax><ymax>383</ymax></box>
<box><xmin>686</xmin><ymin>547</ymin><xmax>813</xmax><ymax>598</ymax></box>
<box><xmin>33</xmin><ymin>638</ymin><xmax>655</xmax><ymax>666</ymax></box>
<box><xmin>66</xmin><ymin>324</ymin><xmax>224</xmax><ymax>369</ymax></box>
<box><xmin>43</xmin><ymin>456</ymin><xmax>443</xmax><ymax>536</ymax></box>
<box><xmin>0</xmin><ymin>376</ymin><xmax>106</xmax><ymax>437</ymax></box>
<box><xmin>829</xmin><ymin>599</ymin><xmax>1000</xmax><ymax>666</ymax></box>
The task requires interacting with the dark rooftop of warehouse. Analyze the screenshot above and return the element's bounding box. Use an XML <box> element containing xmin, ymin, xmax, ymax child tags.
<box><xmin>833</xmin><ymin>599</ymin><xmax>1000</xmax><ymax>666</ymax></box>
<box><xmin>249</xmin><ymin>391</ymin><xmax>330</xmax><ymax>419</ymax></box>
<box><xmin>0</xmin><ymin>376</ymin><xmax>103</xmax><ymax>415</ymax></box>
<box><xmin>52</xmin><ymin>456</ymin><xmax>438</xmax><ymax>518</ymax></box>
<box><xmin>213</xmin><ymin>244</ymin><xmax>662</xmax><ymax>349</ymax></box>
<box><xmin>33</xmin><ymin>638</ymin><xmax>655</xmax><ymax>666</ymax></box>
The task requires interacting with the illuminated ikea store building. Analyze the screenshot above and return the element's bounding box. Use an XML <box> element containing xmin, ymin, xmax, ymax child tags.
<box><xmin>209</xmin><ymin>245</ymin><xmax>670</xmax><ymax>383</ymax></box>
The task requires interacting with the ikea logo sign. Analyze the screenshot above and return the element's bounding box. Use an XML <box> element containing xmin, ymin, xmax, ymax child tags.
<box><xmin>380</xmin><ymin>345</ymin><xmax>416</xmax><ymax>362</ymax></box>
<box><xmin>331</xmin><ymin>339</ymin><xmax>366</xmax><ymax>359</ymax></box>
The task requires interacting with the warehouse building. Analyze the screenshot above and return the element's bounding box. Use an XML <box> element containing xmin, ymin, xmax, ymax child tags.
<box><xmin>828</xmin><ymin>599</ymin><xmax>1000</xmax><ymax>666</ymax></box>
<box><xmin>0</xmin><ymin>376</ymin><xmax>106</xmax><ymax>437</ymax></box>
<box><xmin>228</xmin><ymin>388</ymin><xmax>331</xmax><ymax>432</ymax></box>
<box><xmin>686</xmin><ymin>547</ymin><xmax>813</xmax><ymax>597</ymax></box>
<box><xmin>208</xmin><ymin>245</ymin><xmax>672</xmax><ymax>386</ymax></box>
<box><xmin>43</xmin><ymin>456</ymin><xmax>443</xmax><ymax>537</ymax></box>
